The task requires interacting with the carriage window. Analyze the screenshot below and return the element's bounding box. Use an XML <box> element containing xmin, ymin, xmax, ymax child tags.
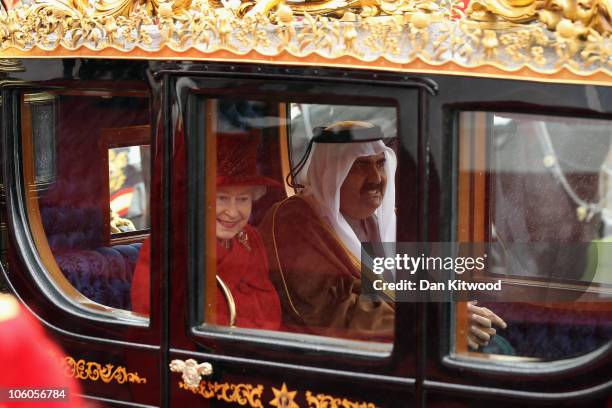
<box><xmin>453</xmin><ymin>111</ymin><xmax>612</xmax><ymax>361</ymax></box>
<box><xmin>194</xmin><ymin>98</ymin><xmax>397</xmax><ymax>351</ymax></box>
<box><xmin>20</xmin><ymin>91</ymin><xmax>151</xmax><ymax>313</ymax></box>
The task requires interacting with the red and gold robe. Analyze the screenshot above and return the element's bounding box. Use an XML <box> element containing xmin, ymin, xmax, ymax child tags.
<box><xmin>259</xmin><ymin>195</ymin><xmax>394</xmax><ymax>340</ymax></box>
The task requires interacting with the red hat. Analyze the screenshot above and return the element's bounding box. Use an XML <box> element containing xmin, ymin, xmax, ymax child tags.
<box><xmin>216</xmin><ymin>130</ymin><xmax>281</xmax><ymax>188</ymax></box>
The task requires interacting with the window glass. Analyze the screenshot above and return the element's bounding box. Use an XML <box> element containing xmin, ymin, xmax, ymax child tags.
<box><xmin>109</xmin><ymin>145</ymin><xmax>151</xmax><ymax>233</ymax></box>
<box><xmin>196</xmin><ymin>98</ymin><xmax>397</xmax><ymax>350</ymax></box>
<box><xmin>21</xmin><ymin>91</ymin><xmax>150</xmax><ymax>313</ymax></box>
<box><xmin>454</xmin><ymin>111</ymin><xmax>612</xmax><ymax>360</ymax></box>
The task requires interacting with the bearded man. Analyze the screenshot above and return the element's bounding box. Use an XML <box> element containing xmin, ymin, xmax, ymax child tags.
<box><xmin>259</xmin><ymin>121</ymin><xmax>505</xmax><ymax>347</ymax></box>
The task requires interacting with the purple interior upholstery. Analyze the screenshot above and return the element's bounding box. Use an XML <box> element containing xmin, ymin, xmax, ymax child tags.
<box><xmin>41</xmin><ymin>204</ymin><xmax>105</xmax><ymax>252</ymax></box>
<box><xmin>55</xmin><ymin>243</ymin><xmax>142</xmax><ymax>310</ymax></box>
<box><xmin>40</xmin><ymin>204</ymin><xmax>143</xmax><ymax>310</ymax></box>
<box><xmin>485</xmin><ymin>302</ymin><xmax>611</xmax><ymax>359</ymax></box>
<box><xmin>36</xmin><ymin>95</ymin><xmax>150</xmax><ymax>311</ymax></box>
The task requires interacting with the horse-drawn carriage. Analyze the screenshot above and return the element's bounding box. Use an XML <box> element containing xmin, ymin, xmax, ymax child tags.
<box><xmin>0</xmin><ymin>0</ymin><xmax>610</xmax><ymax>405</ymax></box>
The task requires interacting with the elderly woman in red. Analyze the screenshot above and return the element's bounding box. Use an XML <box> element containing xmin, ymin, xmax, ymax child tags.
<box><xmin>131</xmin><ymin>132</ymin><xmax>282</xmax><ymax>331</ymax></box>
<box><xmin>212</xmin><ymin>132</ymin><xmax>282</xmax><ymax>329</ymax></box>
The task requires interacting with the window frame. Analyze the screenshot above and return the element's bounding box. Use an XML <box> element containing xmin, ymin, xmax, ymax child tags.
<box><xmin>189</xmin><ymin>91</ymin><xmax>399</xmax><ymax>354</ymax></box>
<box><xmin>452</xmin><ymin>109</ymin><xmax>612</xmax><ymax>294</ymax></box>
<box><xmin>175</xmin><ymin>73</ymin><xmax>423</xmax><ymax>374</ymax></box>
<box><xmin>444</xmin><ymin>104</ymin><xmax>612</xmax><ymax>375</ymax></box>
<box><xmin>5</xmin><ymin>84</ymin><xmax>150</xmax><ymax>326</ymax></box>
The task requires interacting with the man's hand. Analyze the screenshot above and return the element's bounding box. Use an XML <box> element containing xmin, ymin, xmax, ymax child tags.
<box><xmin>467</xmin><ymin>301</ymin><xmax>507</xmax><ymax>350</ymax></box>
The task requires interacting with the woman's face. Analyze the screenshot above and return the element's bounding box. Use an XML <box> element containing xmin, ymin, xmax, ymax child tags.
<box><xmin>216</xmin><ymin>185</ymin><xmax>254</xmax><ymax>240</ymax></box>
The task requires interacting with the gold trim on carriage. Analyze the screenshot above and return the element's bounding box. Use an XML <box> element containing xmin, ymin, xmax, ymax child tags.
<box><xmin>0</xmin><ymin>0</ymin><xmax>610</xmax><ymax>84</ymax></box>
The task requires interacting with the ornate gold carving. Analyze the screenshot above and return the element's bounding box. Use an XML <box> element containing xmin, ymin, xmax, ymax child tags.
<box><xmin>0</xmin><ymin>0</ymin><xmax>609</xmax><ymax>77</ymax></box>
<box><xmin>178</xmin><ymin>379</ymin><xmax>265</xmax><ymax>407</ymax></box>
<box><xmin>63</xmin><ymin>356</ymin><xmax>147</xmax><ymax>384</ymax></box>
<box><xmin>169</xmin><ymin>358</ymin><xmax>213</xmax><ymax>388</ymax></box>
<box><xmin>467</xmin><ymin>0</ymin><xmax>611</xmax><ymax>35</ymax></box>
<box><xmin>467</xmin><ymin>0</ymin><xmax>537</xmax><ymax>23</ymax></box>
<box><xmin>305</xmin><ymin>391</ymin><xmax>377</xmax><ymax>408</ymax></box>
<box><xmin>270</xmin><ymin>383</ymin><xmax>299</xmax><ymax>408</ymax></box>
<box><xmin>31</xmin><ymin>0</ymin><xmax>192</xmax><ymax>19</ymax></box>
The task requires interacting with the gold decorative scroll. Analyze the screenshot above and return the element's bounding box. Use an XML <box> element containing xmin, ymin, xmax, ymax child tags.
<box><xmin>63</xmin><ymin>356</ymin><xmax>148</xmax><ymax>385</ymax></box>
<box><xmin>13</xmin><ymin>0</ymin><xmax>609</xmax><ymax>35</ymax></box>
<box><xmin>0</xmin><ymin>0</ymin><xmax>610</xmax><ymax>78</ymax></box>
<box><xmin>178</xmin><ymin>380</ymin><xmax>265</xmax><ymax>407</ymax></box>
<box><xmin>30</xmin><ymin>0</ymin><xmax>192</xmax><ymax>19</ymax></box>
<box><xmin>467</xmin><ymin>0</ymin><xmax>611</xmax><ymax>35</ymax></box>
<box><xmin>305</xmin><ymin>391</ymin><xmax>377</xmax><ymax>408</ymax></box>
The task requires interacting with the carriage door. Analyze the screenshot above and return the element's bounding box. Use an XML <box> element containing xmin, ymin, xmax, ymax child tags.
<box><xmin>0</xmin><ymin>60</ymin><xmax>164</xmax><ymax>407</ymax></box>
<box><xmin>164</xmin><ymin>70</ymin><xmax>424</xmax><ymax>407</ymax></box>
<box><xmin>424</xmin><ymin>76</ymin><xmax>612</xmax><ymax>407</ymax></box>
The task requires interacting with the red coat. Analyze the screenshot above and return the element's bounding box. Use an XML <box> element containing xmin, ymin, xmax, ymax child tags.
<box><xmin>131</xmin><ymin>224</ymin><xmax>281</xmax><ymax>330</ymax></box>
<box><xmin>0</xmin><ymin>295</ymin><xmax>85</xmax><ymax>408</ymax></box>
<box><xmin>215</xmin><ymin>224</ymin><xmax>281</xmax><ymax>330</ymax></box>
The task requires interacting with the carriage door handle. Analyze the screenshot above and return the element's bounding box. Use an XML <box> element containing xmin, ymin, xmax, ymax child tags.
<box><xmin>169</xmin><ymin>359</ymin><xmax>213</xmax><ymax>389</ymax></box>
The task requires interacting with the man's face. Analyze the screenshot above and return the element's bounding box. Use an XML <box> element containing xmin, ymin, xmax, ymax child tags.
<box><xmin>339</xmin><ymin>152</ymin><xmax>387</xmax><ymax>220</ymax></box>
<box><xmin>216</xmin><ymin>185</ymin><xmax>254</xmax><ymax>240</ymax></box>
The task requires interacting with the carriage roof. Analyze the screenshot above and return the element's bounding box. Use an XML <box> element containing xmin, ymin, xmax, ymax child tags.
<box><xmin>0</xmin><ymin>0</ymin><xmax>610</xmax><ymax>85</ymax></box>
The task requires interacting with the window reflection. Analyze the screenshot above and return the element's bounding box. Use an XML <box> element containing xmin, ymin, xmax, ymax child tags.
<box><xmin>201</xmin><ymin>99</ymin><xmax>398</xmax><ymax>346</ymax></box>
<box><xmin>23</xmin><ymin>92</ymin><xmax>150</xmax><ymax>312</ymax></box>
<box><xmin>490</xmin><ymin>114</ymin><xmax>611</xmax><ymax>283</ymax></box>
<box><xmin>109</xmin><ymin>145</ymin><xmax>151</xmax><ymax>233</ymax></box>
<box><xmin>213</xmin><ymin>130</ymin><xmax>282</xmax><ymax>330</ymax></box>
<box><xmin>456</xmin><ymin>111</ymin><xmax>612</xmax><ymax>360</ymax></box>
